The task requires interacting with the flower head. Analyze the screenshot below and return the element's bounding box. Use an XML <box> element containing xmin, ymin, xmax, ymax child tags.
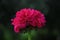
<box><xmin>11</xmin><ymin>8</ymin><xmax>46</xmax><ymax>33</ymax></box>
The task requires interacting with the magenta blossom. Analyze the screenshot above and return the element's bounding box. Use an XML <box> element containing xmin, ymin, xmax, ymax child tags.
<box><xmin>11</xmin><ymin>8</ymin><xmax>46</xmax><ymax>33</ymax></box>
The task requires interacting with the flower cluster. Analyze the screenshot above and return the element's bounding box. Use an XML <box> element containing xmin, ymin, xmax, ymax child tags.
<box><xmin>11</xmin><ymin>8</ymin><xmax>46</xmax><ymax>33</ymax></box>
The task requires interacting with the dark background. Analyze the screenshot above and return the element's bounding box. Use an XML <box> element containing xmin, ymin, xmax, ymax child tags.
<box><xmin>0</xmin><ymin>0</ymin><xmax>60</xmax><ymax>40</ymax></box>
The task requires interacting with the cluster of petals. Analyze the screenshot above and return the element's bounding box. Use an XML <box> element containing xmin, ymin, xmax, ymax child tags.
<box><xmin>11</xmin><ymin>8</ymin><xmax>46</xmax><ymax>33</ymax></box>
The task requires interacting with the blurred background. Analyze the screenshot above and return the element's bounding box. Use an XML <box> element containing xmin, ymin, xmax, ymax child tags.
<box><xmin>0</xmin><ymin>0</ymin><xmax>60</xmax><ymax>40</ymax></box>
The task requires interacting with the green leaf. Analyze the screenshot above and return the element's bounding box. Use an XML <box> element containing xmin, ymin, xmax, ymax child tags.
<box><xmin>18</xmin><ymin>32</ymin><xmax>28</xmax><ymax>40</ymax></box>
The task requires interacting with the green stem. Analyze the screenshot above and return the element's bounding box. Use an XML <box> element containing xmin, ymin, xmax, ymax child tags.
<box><xmin>28</xmin><ymin>32</ymin><xmax>31</xmax><ymax>40</ymax></box>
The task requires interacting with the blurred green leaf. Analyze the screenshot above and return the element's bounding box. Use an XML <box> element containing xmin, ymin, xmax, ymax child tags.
<box><xmin>4</xmin><ymin>30</ymin><xmax>13</xmax><ymax>40</ymax></box>
<box><xmin>18</xmin><ymin>32</ymin><xmax>28</xmax><ymax>40</ymax></box>
<box><xmin>31</xmin><ymin>29</ymin><xmax>37</xmax><ymax>37</ymax></box>
<box><xmin>38</xmin><ymin>28</ymin><xmax>48</xmax><ymax>35</ymax></box>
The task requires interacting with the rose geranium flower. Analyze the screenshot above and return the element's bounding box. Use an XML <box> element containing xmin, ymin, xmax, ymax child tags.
<box><xmin>11</xmin><ymin>8</ymin><xmax>46</xmax><ymax>33</ymax></box>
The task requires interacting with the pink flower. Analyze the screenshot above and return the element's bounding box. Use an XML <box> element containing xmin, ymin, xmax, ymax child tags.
<box><xmin>11</xmin><ymin>8</ymin><xmax>46</xmax><ymax>33</ymax></box>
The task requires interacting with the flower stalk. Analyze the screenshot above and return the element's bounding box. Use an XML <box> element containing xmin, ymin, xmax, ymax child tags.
<box><xmin>28</xmin><ymin>32</ymin><xmax>31</xmax><ymax>40</ymax></box>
